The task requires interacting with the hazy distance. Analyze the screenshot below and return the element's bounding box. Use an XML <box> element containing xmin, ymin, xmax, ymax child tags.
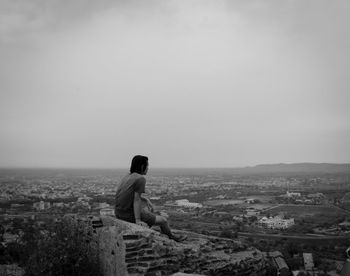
<box><xmin>0</xmin><ymin>0</ymin><xmax>349</xmax><ymax>168</ymax></box>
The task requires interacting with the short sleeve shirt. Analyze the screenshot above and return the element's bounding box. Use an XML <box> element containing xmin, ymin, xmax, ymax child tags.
<box><xmin>115</xmin><ymin>173</ymin><xmax>146</xmax><ymax>220</ymax></box>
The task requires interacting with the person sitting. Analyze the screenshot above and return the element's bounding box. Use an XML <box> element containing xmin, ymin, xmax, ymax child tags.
<box><xmin>115</xmin><ymin>155</ymin><xmax>187</xmax><ymax>242</ymax></box>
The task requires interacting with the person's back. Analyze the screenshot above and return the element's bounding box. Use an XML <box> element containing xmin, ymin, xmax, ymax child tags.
<box><xmin>115</xmin><ymin>172</ymin><xmax>146</xmax><ymax>223</ymax></box>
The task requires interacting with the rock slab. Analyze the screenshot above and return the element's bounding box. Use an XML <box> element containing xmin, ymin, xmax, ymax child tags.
<box><xmin>66</xmin><ymin>215</ymin><xmax>267</xmax><ymax>276</ymax></box>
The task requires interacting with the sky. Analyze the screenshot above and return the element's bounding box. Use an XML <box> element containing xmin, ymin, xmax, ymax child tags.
<box><xmin>0</xmin><ymin>0</ymin><xmax>349</xmax><ymax>168</ymax></box>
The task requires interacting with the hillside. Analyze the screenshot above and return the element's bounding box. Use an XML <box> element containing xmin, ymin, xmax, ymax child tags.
<box><xmin>234</xmin><ymin>163</ymin><xmax>350</xmax><ymax>175</ymax></box>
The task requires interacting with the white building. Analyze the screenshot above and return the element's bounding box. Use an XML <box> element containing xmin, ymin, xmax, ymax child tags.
<box><xmin>175</xmin><ymin>199</ymin><xmax>203</xmax><ymax>208</ymax></box>
<box><xmin>100</xmin><ymin>208</ymin><xmax>115</xmax><ymax>216</ymax></box>
<box><xmin>33</xmin><ymin>201</ymin><xmax>50</xmax><ymax>211</ymax></box>
<box><xmin>259</xmin><ymin>216</ymin><xmax>295</xmax><ymax>229</ymax></box>
<box><xmin>286</xmin><ymin>191</ymin><xmax>301</xmax><ymax>198</ymax></box>
<box><xmin>98</xmin><ymin>202</ymin><xmax>110</xmax><ymax>209</ymax></box>
<box><xmin>3</xmin><ymin>233</ymin><xmax>19</xmax><ymax>243</ymax></box>
<box><xmin>245</xmin><ymin>198</ymin><xmax>256</xmax><ymax>204</ymax></box>
<box><xmin>303</xmin><ymin>253</ymin><xmax>314</xmax><ymax>271</ymax></box>
<box><xmin>150</xmin><ymin>196</ymin><xmax>161</xmax><ymax>201</ymax></box>
<box><xmin>232</xmin><ymin>215</ymin><xmax>244</xmax><ymax>222</ymax></box>
<box><xmin>246</xmin><ymin>210</ymin><xmax>260</xmax><ymax>216</ymax></box>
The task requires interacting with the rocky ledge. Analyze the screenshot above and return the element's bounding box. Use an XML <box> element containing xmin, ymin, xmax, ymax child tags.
<box><xmin>65</xmin><ymin>215</ymin><xmax>267</xmax><ymax>276</ymax></box>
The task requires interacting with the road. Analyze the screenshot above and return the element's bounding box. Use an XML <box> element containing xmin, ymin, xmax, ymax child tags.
<box><xmin>238</xmin><ymin>231</ymin><xmax>349</xmax><ymax>241</ymax></box>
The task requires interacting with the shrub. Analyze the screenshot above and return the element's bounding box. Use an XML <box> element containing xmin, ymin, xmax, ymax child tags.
<box><xmin>24</xmin><ymin>219</ymin><xmax>101</xmax><ymax>276</ymax></box>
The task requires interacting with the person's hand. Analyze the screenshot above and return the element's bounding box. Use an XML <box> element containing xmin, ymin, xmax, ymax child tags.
<box><xmin>136</xmin><ymin>220</ymin><xmax>148</xmax><ymax>227</ymax></box>
<box><xmin>146</xmin><ymin>200</ymin><xmax>154</xmax><ymax>212</ymax></box>
<box><xmin>160</xmin><ymin>211</ymin><xmax>169</xmax><ymax>218</ymax></box>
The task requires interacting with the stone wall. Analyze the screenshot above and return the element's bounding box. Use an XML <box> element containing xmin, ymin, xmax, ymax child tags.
<box><xmin>65</xmin><ymin>215</ymin><xmax>267</xmax><ymax>276</ymax></box>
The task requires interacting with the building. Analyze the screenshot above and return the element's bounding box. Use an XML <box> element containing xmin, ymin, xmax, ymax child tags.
<box><xmin>100</xmin><ymin>208</ymin><xmax>115</xmax><ymax>216</ymax></box>
<box><xmin>263</xmin><ymin>251</ymin><xmax>290</xmax><ymax>276</ymax></box>
<box><xmin>0</xmin><ymin>264</ymin><xmax>25</xmax><ymax>276</ymax></box>
<box><xmin>246</xmin><ymin>208</ymin><xmax>260</xmax><ymax>216</ymax></box>
<box><xmin>33</xmin><ymin>201</ymin><xmax>43</xmax><ymax>210</ymax></box>
<box><xmin>232</xmin><ymin>215</ymin><xmax>244</xmax><ymax>222</ymax></box>
<box><xmin>245</xmin><ymin>198</ymin><xmax>256</xmax><ymax>204</ymax></box>
<box><xmin>52</xmin><ymin>202</ymin><xmax>65</xmax><ymax>208</ymax></box>
<box><xmin>286</xmin><ymin>191</ymin><xmax>301</xmax><ymax>198</ymax></box>
<box><xmin>98</xmin><ymin>202</ymin><xmax>110</xmax><ymax>209</ymax></box>
<box><xmin>259</xmin><ymin>216</ymin><xmax>295</xmax><ymax>229</ymax></box>
<box><xmin>3</xmin><ymin>233</ymin><xmax>19</xmax><ymax>243</ymax></box>
<box><xmin>339</xmin><ymin>221</ymin><xmax>350</xmax><ymax>230</ymax></box>
<box><xmin>307</xmin><ymin>192</ymin><xmax>324</xmax><ymax>199</ymax></box>
<box><xmin>247</xmin><ymin>210</ymin><xmax>260</xmax><ymax>216</ymax></box>
<box><xmin>33</xmin><ymin>200</ymin><xmax>50</xmax><ymax>211</ymax></box>
<box><xmin>77</xmin><ymin>200</ymin><xmax>90</xmax><ymax>209</ymax></box>
<box><xmin>303</xmin><ymin>253</ymin><xmax>314</xmax><ymax>271</ymax></box>
<box><xmin>175</xmin><ymin>199</ymin><xmax>203</xmax><ymax>208</ymax></box>
<box><xmin>150</xmin><ymin>196</ymin><xmax>161</xmax><ymax>201</ymax></box>
<box><xmin>274</xmin><ymin>256</ymin><xmax>289</xmax><ymax>276</ymax></box>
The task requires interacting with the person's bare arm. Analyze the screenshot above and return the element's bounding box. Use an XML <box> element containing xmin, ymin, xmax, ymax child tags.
<box><xmin>140</xmin><ymin>195</ymin><xmax>148</xmax><ymax>203</ymax></box>
<box><xmin>134</xmin><ymin>192</ymin><xmax>147</xmax><ymax>226</ymax></box>
<box><xmin>140</xmin><ymin>195</ymin><xmax>154</xmax><ymax>212</ymax></box>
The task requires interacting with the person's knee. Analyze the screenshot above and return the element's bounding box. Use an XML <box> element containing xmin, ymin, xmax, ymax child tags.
<box><xmin>155</xmin><ymin>215</ymin><xmax>167</xmax><ymax>225</ymax></box>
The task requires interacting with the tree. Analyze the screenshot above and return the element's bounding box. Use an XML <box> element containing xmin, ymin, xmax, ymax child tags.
<box><xmin>6</xmin><ymin>242</ymin><xmax>24</xmax><ymax>263</ymax></box>
<box><xmin>0</xmin><ymin>224</ymin><xmax>4</xmax><ymax>243</ymax></box>
<box><xmin>220</xmin><ymin>229</ymin><xmax>235</xmax><ymax>239</ymax></box>
<box><xmin>12</xmin><ymin>218</ymin><xmax>24</xmax><ymax>231</ymax></box>
<box><xmin>24</xmin><ymin>220</ymin><xmax>101</xmax><ymax>276</ymax></box>
<box><xmin>285</xmin><ymin>241</ymin><xmax>301</xmax><ymax>257</ymax></box>
<box><xmin>247</xmin><ymin>237</ymin><xmax>254</xmax><ymax>243</ymax></box>
<box><xmin>318</xmin><ymin>263</ymin><xmax>331</xmax><ymax>275</ymax></box>
<box><xmin>0</xmin><ymin>243</ymin><xmax>12</xmax><ymax>264</ymax></box>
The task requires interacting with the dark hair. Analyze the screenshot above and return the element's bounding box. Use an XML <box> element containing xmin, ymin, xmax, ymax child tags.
<box><xmin>130</xmin><ymin>155</ymin><xmax>148</xmax><ymax>174</ymax></box>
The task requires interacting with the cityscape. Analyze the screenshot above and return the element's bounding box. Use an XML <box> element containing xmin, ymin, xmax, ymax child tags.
<box><xmin>1</xmin><ymin>0</ymin><xmax>350</xmax><ymax>275</ymax></box>
<box><xmin>0</xmin><ymin>164</ymin><xmax>349</xmax><ymax>275</ymax></box>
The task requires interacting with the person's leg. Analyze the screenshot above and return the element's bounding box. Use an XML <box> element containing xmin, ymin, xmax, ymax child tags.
<box><xmin>141</xmin><ymin>209</ymin><xmax>172</xmax><ymax>236</ymax></box>
<box><xmin>155</xmin><ymin>216</ymin><xmax>173</xmax><ymax>237</ymax></box>
<box><xmin>141</xmin><ymin>209</ymin><xmax>186</xmax><ymax>242</ymax></box>
<box><xmin>155</xmin><ymin>215</ymin><xmax>187</xmax><ymax>242</ymax></box>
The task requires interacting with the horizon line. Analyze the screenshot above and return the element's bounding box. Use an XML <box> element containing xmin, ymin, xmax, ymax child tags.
<box><xmin>1</xmin><ymin>162</ymin><xmax>350</xmax><ymax>170</ymax></box>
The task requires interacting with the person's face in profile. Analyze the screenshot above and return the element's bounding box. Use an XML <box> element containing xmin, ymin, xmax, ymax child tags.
<box><xmin>142</xmin><ymin>162</ymin><xmax>149</xmax><ymax>175</ymax></box>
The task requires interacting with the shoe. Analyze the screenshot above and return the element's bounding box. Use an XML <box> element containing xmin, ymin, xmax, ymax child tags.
<box><xmin>170</xmin><ymin>234</ymin><xmax>187</xmax><ymax>242</ymax></box>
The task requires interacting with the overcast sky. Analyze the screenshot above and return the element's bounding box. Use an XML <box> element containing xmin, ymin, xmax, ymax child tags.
<box><xmin>0</xmin><ymin>0</ymin><xmax>349</xmax><ymax>168</ymax></box>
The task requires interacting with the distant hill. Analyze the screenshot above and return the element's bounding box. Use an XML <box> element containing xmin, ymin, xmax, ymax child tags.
<box><xmin>235</xmin><ymin>163</ymin><xmax>350</xmax><ymax>174</ymax></box>
<box><xmin>150</xmin><ymin>163</ymin><xmax>350</xmax><ymax>176</ymax></box>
